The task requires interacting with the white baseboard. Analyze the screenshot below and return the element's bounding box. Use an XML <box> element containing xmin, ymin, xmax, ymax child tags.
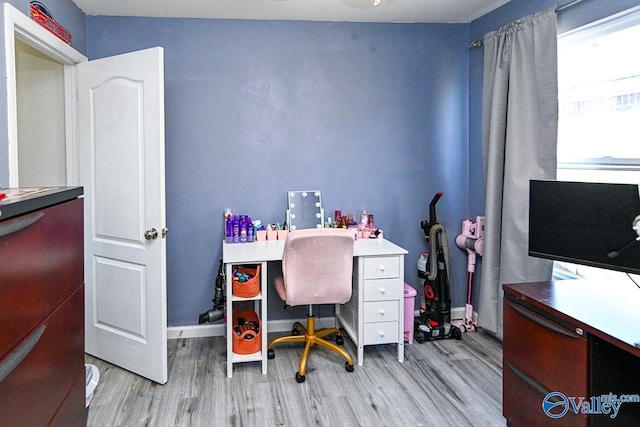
<box><xmin>169</xmin><ymin>308</ymin><xmax>477</xmax><ymax>340</ymax></box>
<box><xmin>411</xmin><ymin>306</ymin><xmax>478</xmax><ymax>322</ymax></box>
<box><xmin>167</xmin><ymin>316</ymin><xmax>335</xmax><ymax>340</ymax></box>
<box><xmin>450</xmin><ymin>306</ymin><xmax>479</xmax><ymax>322</ymax></box>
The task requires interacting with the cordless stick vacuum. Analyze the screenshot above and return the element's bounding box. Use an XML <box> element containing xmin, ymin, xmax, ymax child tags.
<box><xmin>454</xmin><ymin>216</ymin><xmax>484</xmax><ymax>332</ymax></box>
<box><xmin>198</xmin><ymin>258</ymin><xmax>226</xmax><ymax>324</ymax></box>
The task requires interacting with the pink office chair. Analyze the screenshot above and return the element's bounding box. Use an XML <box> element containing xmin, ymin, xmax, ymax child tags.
<box><xmin>267</xmin><ymin>228</ymin><xmax>355</xmax><ymax>383</ymax></box>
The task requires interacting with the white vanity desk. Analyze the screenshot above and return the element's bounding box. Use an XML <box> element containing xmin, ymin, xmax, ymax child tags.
<box><xmin>222</xmin><ymin>237</ymin><xmax>408</xmax><ymax>377</ymax></box>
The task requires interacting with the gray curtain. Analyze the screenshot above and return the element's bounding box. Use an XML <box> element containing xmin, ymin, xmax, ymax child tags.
<box><xmin>478</xmin><ymin>8</ymin><xmax>558</xmax><ymax>338</ymax></box>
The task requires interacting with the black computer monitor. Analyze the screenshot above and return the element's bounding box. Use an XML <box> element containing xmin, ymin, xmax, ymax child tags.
<box><xmin>529</xmin><ymin>180</ymin><xmax>640</xmax><ymax>275</ymax></box>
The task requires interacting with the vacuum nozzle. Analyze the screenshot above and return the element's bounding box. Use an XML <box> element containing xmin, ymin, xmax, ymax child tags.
<box><xmin>199</xmin><ymin>308</ymin><xmax>224</xmax><ymax>324</ymax></box>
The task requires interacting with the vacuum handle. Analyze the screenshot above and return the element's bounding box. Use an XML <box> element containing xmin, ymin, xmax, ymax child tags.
<box><xmin>429</xmin><ymin>192</ymin><xmax>443</xmax><ymax>224</ymax></box>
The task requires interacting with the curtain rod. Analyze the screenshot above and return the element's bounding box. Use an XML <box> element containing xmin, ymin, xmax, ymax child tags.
<box><xmin>468</xmin><ymin>0</ymin><xmax>587</xmax><ymax>48</ymax></box>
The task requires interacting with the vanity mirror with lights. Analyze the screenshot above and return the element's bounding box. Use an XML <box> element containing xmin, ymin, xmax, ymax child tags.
<box><xmin>286</xmin><ymin>191</ymin><xmax>324</xmax><ymax>230</ymax></box>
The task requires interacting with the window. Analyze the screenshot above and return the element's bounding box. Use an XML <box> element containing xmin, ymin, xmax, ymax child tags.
<box><xmin>556</xmin><ymin>8</ymin><xmax>640</xmax><ymax>281</ymax></box>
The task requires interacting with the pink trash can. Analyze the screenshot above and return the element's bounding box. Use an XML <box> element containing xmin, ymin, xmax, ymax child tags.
<box><xmin>403</xmin><ymin>283</ymin><xmax>417</xmax><ymax>344</ymax></box>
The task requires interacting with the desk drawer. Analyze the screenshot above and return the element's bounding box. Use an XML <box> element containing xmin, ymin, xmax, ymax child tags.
<box><xmin>0</xmin><ymin>286</ymin><xmax>84</xmax><ymax>426</ymax></box>
<box><xmin>363</xmin><ymin>301</ymin><xmax>398</xmax><ymax>323</ymax></box>
<box><xmin>363</xmin><ymin>256</ymin><xmax>400</xmax><ymax>279</ymax></box>
<box><xmin>503</xmin><ymin>360</ymin><xmax>587</xmax><ymax>427</ymax></box>
<box><xmin>363</xmin><ymin>278</ymin><xmax>402</xmax><ymax>301</ymax></box>
<box><xmin>0</xmin><ymin>199</ymin><xmax>83</xmax><ymax>361</ymax></box>
<box><xmin>364</xmin><ymin>321</ymin><xmax>399</xmax><ymax>345</ymax></box>
<box><xmin>503</xmin><ymin>299</ymin><xmax>588</xmax><ymax>398</ymax></box>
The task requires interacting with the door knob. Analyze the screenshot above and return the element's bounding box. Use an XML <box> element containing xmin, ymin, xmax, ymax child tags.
<box><xmin>145</xmin><ymin>228</ymin><xmax>158</xmax><ymax>240</ymax></box>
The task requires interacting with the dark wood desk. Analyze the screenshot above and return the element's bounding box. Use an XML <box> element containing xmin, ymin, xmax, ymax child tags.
<box><xmin>0</xmin><ymin>188</ymin><xmax>85</xmax><ymax>426</ymax></box>
<box><xmin>503</xmin><ymin>280</ymin><xmax>640</xmax><ymax>427</ymax></box>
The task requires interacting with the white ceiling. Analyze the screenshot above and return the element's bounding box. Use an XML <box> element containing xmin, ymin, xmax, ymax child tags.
<box><xmin>71</xmin><ymin>0</ymin><xmax>510</xmax><ymax>24</ymax></box>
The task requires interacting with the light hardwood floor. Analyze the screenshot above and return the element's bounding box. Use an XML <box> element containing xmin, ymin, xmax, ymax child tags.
<box><xmin>86</xmin><ymin>329</ymin><xmax>505</xmax><ymax>426</ymax></box>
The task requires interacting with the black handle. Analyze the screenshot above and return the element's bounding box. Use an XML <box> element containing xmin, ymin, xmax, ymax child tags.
<box><xmin>0</xmin><ymin>325</ymin><xmax>46</xmax><ymax>384</ymax></box>
<box><xmin>0</xmin><ymin>212</ymin><xmax>44</xmax><ymax>237</ymax></box>
<box><xmin>429</xmin><ymin>192</ymin><xmax>443</xmax><ymax>224</ymax></box>
<box><xmin>505</xmin><ymin>361</ymin><xmax>551</xmax><ymax>397</ymax></box>
<box><xmin>506</xmin><ymin>299</ymin><xmax>582</xmax><ymax>339</ymax></box>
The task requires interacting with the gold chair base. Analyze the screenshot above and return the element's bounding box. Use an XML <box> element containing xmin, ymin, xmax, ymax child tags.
<box><xmin>268</xmin><ymin>316</ymin><xmax>354</xmax><ymax>378</ymax></box>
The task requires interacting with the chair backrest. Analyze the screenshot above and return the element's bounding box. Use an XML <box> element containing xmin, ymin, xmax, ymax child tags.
<box><xmin>281</xmin><ymin>228</ymin><xmax>355</xmax><ymax>306</ymax></box>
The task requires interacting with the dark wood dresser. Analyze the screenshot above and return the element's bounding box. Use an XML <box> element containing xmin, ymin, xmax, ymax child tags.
<box><xmin>503</xmin><ymin>280</ymin><xmax>640</xmax><ymax>427</ymax></box>
<box><xmin>0</xmin><ymin>187</ymin><xmax>85</xmax><ymax>426</ymax></box>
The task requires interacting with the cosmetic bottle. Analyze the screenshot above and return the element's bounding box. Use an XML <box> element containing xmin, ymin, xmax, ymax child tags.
<box><xmin>225</xmin><ymin>214</ymin><xmax>233</xmax><ymax>243</ymax></box>
<box><xmin>247</xmin><ymin>217</ymin><xmax>254</xmax><ymax>242</ymax></box>
<box><xmin>239</xmin><ymin>216</ymin><xmax>248</xmax><ymax>243</ymax></box>
<box><xmin>232</xmin><ymin>215</ymin><xmax>240</xmax><ymax>243</ymax></box>
<box><xmin>360</xmin><ymin>210</ymin><xmax>368</xmax><ymax>229</ymax></box>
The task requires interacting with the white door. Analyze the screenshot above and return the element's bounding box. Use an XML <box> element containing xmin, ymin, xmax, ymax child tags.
<box><xmin>78</xmin><ymin>47</ymin><xmax>168</xmax><ymax>384</ymax></box>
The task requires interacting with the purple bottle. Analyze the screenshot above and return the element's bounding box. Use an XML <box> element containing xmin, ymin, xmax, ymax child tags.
<box><xmin>225</xmin><ymin>214</ymin><xmax>233</xmax><ymax>243</ymax></box>
<box><xmin>247</xmin><ymin>217</ymin><xmax>254</xmax><ymax>242</ymax></box>
<box><xmin>239</xmin><ymin>215</ymin><xmax>248</xmax><ymax>243</ymax></box>
<box><xmin>232</xmin><ymin>215</ymin><xmax>240</xmax><ymax>243</ymax></box>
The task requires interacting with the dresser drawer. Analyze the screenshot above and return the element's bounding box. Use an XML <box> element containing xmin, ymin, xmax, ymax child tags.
<box><xmin>503</xmin><ymin>360</ymin><xmax>587</xmax><ymax>427</ymax></box>
<box><xmin>0</xmin><ymin>199</ymin><xmax>83</xmax><ymax>361</ymax></box>
<box><xmin>364</xmin><ymin>321</ymin><xmax>399</xmax><ymax>345</ymax></box>
<box><xmin>0</xmin><ymin>286</ymin><xmax>85</xmax><ymax>426</ymax></box>
<box><xmin>362</xmin><ymin>256</ymin><xmax>400</xmax><ymax>279</ymax></box>
<box><xmin>49</xmin><ymin>368</ymin><xmax>87</xmax><ymax>427</ymax></box>
<box><xmin>363</xmin><ymin>300</ymin><xmax>399</xmax><ymax>323</ymax></box>
<box><xmin>503</xmin><ymin>299</ymin><xmax>588</xmax><ymax>398</ymax></box>
<box><xmin>363</xmin><ymin>278</ymin><xmax>402</xmax><ymax>301</ymax></box>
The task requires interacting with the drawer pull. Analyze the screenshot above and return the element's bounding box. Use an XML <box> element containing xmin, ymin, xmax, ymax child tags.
<box><xmin>0</xmin><ymin>325</ymin><xmax>46</xmax><ymax>384</ymax></box>
<box><xmin>378</xmin><ymin>265</ymin><xmax>385</xmax><ymax>272</ymax></box>
<box><xmin>378</xmin><ymin>331</ymin><xmax>385</xmax><ymax>337</ymax></box>
<box><xmin>506</xmin><ymin>300</ymin><xmax>582</xmax><ymax>339</ymax></box>
<box><xmin>379</xmin><ymin>288</ymin><xmax>386</xmax><ymax>295</ymax></box>
<box><xmin>378</xmin><ymin>309</ymin><xmax>385</xmax><ymax>316</ymax></box>
<box><xmin>505</xmin><ymin>361</ymin><xmax>550</xmax><ymax>397</ymax></box>
<box><xmin>0</xmin><ymin>212</ymin><xmax>44</xmax><ymax>237</ymax></box>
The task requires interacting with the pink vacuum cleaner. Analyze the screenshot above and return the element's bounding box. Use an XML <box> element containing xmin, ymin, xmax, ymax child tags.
<box><xmin>453</xmin><ymin>216</ymin><xmax>484</xmax><ymax>332</ymax></box>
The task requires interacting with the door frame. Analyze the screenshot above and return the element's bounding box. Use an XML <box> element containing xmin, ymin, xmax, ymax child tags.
<box><xmin>4</xmin><ymin>3</ymin><xmax>86</xmax><ymax>186</ymax></box>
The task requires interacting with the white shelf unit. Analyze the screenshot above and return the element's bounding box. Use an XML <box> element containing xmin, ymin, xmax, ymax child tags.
<box><xmin>225</xmin><ymin>260</ymin><xmax>268</xmax><ymax>377</ymax></box>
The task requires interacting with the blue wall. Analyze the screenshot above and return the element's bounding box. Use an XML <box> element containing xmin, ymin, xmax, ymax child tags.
<box><xmin>86</xmin><ymin>18</ymin><xmax>471</xmax><ymax>326</ymax></box>
<box><xmin>0</xmin><ymin>0</ymin><xmax>86</xmax><ymax>185</ymax></box>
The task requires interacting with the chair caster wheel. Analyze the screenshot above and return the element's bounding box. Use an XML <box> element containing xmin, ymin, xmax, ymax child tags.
<box><xmin>267</xmin><ymin>349</ymin><xmax>275</xmax><ymax>359</ymax></box>
<box><xmin>295</xmin><ymin>372</ymin><xmax>305</xmax><ymax>383</ymax></box>
<box><xmin>336</xmin><ymin>334</ymin><xmax>344</xmax><ymax>345</ymax></box>
<box><xmin>345</xmin><ymin>362</ymin><xmax>354</xmax><ymax>372</ymax></box>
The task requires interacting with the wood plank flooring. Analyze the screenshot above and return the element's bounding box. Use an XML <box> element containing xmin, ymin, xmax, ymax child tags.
<box><xmin>86</xmin><ymin>329</ymin><xmax>505</xmax><ymax>426</ymax></box>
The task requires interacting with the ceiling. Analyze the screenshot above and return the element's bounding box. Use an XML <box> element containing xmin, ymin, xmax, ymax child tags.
<box><xmin>70</xmin><ymin>0</ymin><xmax>510</xmax><ymax>24</ymax></box>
